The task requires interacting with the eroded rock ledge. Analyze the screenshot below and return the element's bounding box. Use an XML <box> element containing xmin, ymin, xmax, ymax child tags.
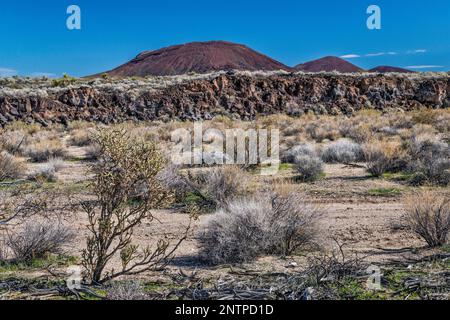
<box><xmin>0</xmin><ymin>72</ymin><xmax>449</xmax><ymax>126</ymax></box>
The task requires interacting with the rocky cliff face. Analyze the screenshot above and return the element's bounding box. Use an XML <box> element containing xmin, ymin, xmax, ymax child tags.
<box><xmin>0</xmin><ymin>72</ymin><xmax>449</xmax><ymax>126</ymax></box>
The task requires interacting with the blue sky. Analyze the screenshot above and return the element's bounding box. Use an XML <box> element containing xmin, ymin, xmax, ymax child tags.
<box><xmin>0</xmin><ymin>0</ymin><xmax>449</xmax><ymax>77</ymax></box>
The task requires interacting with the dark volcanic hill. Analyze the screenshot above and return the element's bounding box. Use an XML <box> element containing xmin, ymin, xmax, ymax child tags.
<box><xmin>294</xmin><ymin>56</ymin><xmax>363</xmax><ymax>73</ymax></box>
<box><xmin>369</xmin><ymin>66</ymin><xmax>414</xmax><ymax>73</ymax></box>
<box><xmin>100</xmin><ymin>41</ymin><xmax>291</xmax><ymax>77</ymax></box>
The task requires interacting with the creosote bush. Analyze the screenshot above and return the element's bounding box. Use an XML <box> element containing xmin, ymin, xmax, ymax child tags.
<box><xmin>403</xmin><ymin>192</ymin><xmax>450</xmax><ymax>247</ymax></box>
<box><xmin>199</xmin><ymin>192</ymin><xmax>321</xmax><ymax>264</ymax></box>
<box><xmin>81</xmin><ymin>129</ymin><xmax>190</xmax><ymax>284</ymax></box>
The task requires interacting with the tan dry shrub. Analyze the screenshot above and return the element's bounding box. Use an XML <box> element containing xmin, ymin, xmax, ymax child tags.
<box><xmin>347</xmin><ymin>123</ymin><xmax>374</xmax><ymax>144</ymax></box>
<box><xmin>25</xmin><ymin>138</ymin><xmax>67</xmax><ymax>162</ymax></box>
<box><xmin>404</xmin><ymin>192</ymin><xmax>450</xmax><ymax>247</ymax></box>
<box><xmin>363</xmin><ymin>139</ymin><xmax>403</xmax><ymax>177</ymax></box>
<box><xmin>0</xmin><ymin>130</ymin><xmax>29</xmax><ymax>155</ymax></box>
<box><xmin>5</xmin><ymin>121</ymin><xmax>40</xmax><ymax>135</ymax></box>
<box><xmin>68</xmin><ymin>129</ymin><xmax>94</xmax><ymax>147</ymax></box>
<box><xmin>0</xmin><ymin>151</ymin><xmax>26</xmax><ymax>181</ymax></box>
<box><xmin>185</xmin><ymin>165</ymin><xmax>250</xmax><ymax>209</ymax></box>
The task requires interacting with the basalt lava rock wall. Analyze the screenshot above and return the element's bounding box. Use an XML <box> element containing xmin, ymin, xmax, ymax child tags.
<box><xmin>0</xmin><ymin>73</ymin><xmax>449</xmax><ymax>126</ymax></box>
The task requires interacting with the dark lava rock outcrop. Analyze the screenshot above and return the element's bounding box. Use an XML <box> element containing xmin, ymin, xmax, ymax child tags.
<box><xmin>0</xmin><ymin>72</ymin><xmax>449</xmax><ymax>126</ymax></box>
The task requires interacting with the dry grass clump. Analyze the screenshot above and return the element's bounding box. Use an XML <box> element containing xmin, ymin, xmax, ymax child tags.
<box><xmin>0</xmin><ymin>151</ymin><xmax>26</xmax><ymax>181</ymax></box>
<box><xmin>403</xmin><ymin>192</ymin><xmax>450</xmax><ymax>247</ymax></box>
<box><xmin>0</xmin><ymin>130</ymin><xmax>29</xmax><ymax>155</ymax></box>
<box><xmin>106</xmin><ymin>281</ymin><xmax>148</xmax><ymax>300</ymax></box>
<box><xmin>305</xmin><ymin>121</ymin><xmax>340</xmax><ymax>142</ymax></box>
<box><xmin>68</xmin><ymin>129</ymin><xmax>94</xmax><ymax>147</ymax></box>
<box><xmin>4</xmin><ymin>121</ymin><xmax>41</xmax><ymax>135</ymax></box>
<box><xmin>363</xmin><ymin>140</ymin><xmax>403</xmax><ymax>177</ymax></box>
<box><xmin>199</xmin><ymin>192</ymin><xmax>321</xmax><ymax>264</ymax></box>
<box><xmin>7</xmin><ymin>221</ymin><xmax>74</xmax><ymax>263</ymax></box>
<box><xmin>293</xmin><ymin>154</ymin><xmax>324</xmax><ymax>182</ymax></box>
<box><xmin>25</xmin><ymin>138</ymin><xmax>67</xmax><ymax>162</ymax></box>
<box><xmin>321</xmin><ymin>139</ymin><xmax>364</xmax><ymax>164</ymax></box>
<box><xmin>345</xmin><ymin>123</ymin><xmax>375</xmax><ymax>143</ymax></box>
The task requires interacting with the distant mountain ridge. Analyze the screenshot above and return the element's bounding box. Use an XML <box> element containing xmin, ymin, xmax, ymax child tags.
<box><xmin>294</xmin><ymin>56</ymin><xmax>364</xmax><ymax>73</ymax></box>
<box><xmin>95</xmin><ymin>41</ymin><xmax>417</xmax><ymax>77</ymax></box>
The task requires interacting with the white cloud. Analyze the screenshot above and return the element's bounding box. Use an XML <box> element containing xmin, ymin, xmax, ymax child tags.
<box><xmin>407</xmin><ymin>49</ymin><xmax>427</xmax><ymax>54</ymax></box>
<box><xmin>341</xmin><ymin>51</ymin><xmax>398</xmax><ymax>59</ymax></box>
<box><xmin>405</xmin><ymin>65</ymin><xmax>444</xmax><ymax>69</ymax></box>
<box><xmin>366</xmin><ymin>52</ymin><xmax>385</xmax><ymax>57</ymax></box>
<box><xmin>0</xmin><ymin>67</ymin><xmax>18</xmax><ymax>77</ymax></box>
<box><xmin>365</xmin><ymin>52</ymin><xmax>398</xmax><ymax>57</ymax></box>
<box><xmin>340</xmin><ymin>54</ymin><xmax>360</xmax><ymax>59</ymax></box>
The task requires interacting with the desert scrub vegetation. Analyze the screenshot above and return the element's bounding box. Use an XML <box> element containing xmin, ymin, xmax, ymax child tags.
<box><xmin>68</xmin><ymin>128</ymin><xmax>95</xmax><ymax>147</ymax></box>
<box><xmin>81</xmin><ymin>129</ymin><xmax>190</xmax><ymax>284</ymax></box>
<box><xmin>403</xmin><ymin>134</ymin><xmax>450</xmax><ymax>186</ymax></box>
<box><xmin>24</xmin><ymin>138</ymin><xmax>67</xmax><ymax>162</ymax></box>
<box><xmin>199</xmin><ymin>191</ymin><xmax>321</xmax><ymax>264</ymax></box>
<box><xmin>6</xmin><ymin>221</ymin><xmax>74</xmax><ymax>264</ymax></box>
<box><xmin>403</xmin><ymin>191</ymin><xmax>450</xmax><ymax>247</ymax></box>
<box><xmin>321</xmin><ymin>139</ymin><xmax>364</xmax><ymax>164</ymax></box>
<box><xmin>160</xmin><ymin>165</ymin><xmax>250</xmax><ymax>211</ymax></box>
<box><xmin>282</xmin><ymin>143</ymin><xmax>317</xmax><ymax>164</ymax></box>
<box><xmin>0</xmin><ymin>151</ymin><xmax>26</xmax><ymax>181</ymax></box>
<box><xmin>27</xmin><ymin>157</ymin><xmax>65</xmax><ymax>183</ymax></box>
<box><xmin>363</xmin><ymin>140</ymin><xmax>403</xmax><ymax>177</ymax></box>
<box><xmin>293</xmin><ymin>154</ymin><xmax>324</xmax><ymax>182</ymax></box>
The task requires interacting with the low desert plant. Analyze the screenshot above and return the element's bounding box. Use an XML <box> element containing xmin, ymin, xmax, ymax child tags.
<box><xmin>7</xmin><ymin>221</ymin><xmax>74</xmax><ymax>263</ymax></box>
<box><xmin>293</xmin><ymin>154</ymin><xmax>324</xmax><ymax>182</ymax></box>
<box><xmin>183</xmin><ymin>166</ymin><xmax>249</xmax><ymax>210</ymax></box>
<box><xmin>0</xmin><ymin>151</ymin><xmax>26</xmax><ymax>181</ymax></box>
<box><xmin>363</xmin><ymin>140</ymin><xmax>402</xmax><ymax>177</ymax></box>
<box><xmin>0</xmin><ymin>130</ymin><xmax>28</xmax><ymax>155</ymax></box>
<box><xmin>81</xmin><ymin>129</ymin><xmax>189</xmax><ymax>284</ymax></box>
<box><xmin>84</xmin><ymin>142</ymin><xmax>102</xmax><ymax>160</ymax></box>
<box><xmin>199</xmin><ymin>192</ymin><xmax>321</xmax><ymax>264</ymax></box>
<box><xmin>68</xmin><ymin>129</ymin><xmax>93</xmax><ymax>147</ymax></box>
<box><xmin>25</xmin><ymin>139</ymin><xmax>67</xmax><ymax>162</ymax></box>
<box><xmin>106</xmin><ymin>281</ymin><xmax>148</xmax><ymax>300</ymax></box>
<box><xmin>27</xmin><ymin>158</ymin><xmax>64</xmax><ymax>182</ymax></box>
<box><xmin>321</xmin><ymin>140</ymin><xmax>364</xmax><ymax>164</ymax></box>
<box><xmin>282</xmin><ymin>143</ymin><xmax>317</xmax><ymax>164</ymax></box>
<box><xmin>403</xmin><ymin>192</ymin><xmax>450</xmax><ymax>247</ymax></box>
<box><xmin>404</xmin><ymin>135</ymin><xmax>450</xmax><ymax>185</ymax></box>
